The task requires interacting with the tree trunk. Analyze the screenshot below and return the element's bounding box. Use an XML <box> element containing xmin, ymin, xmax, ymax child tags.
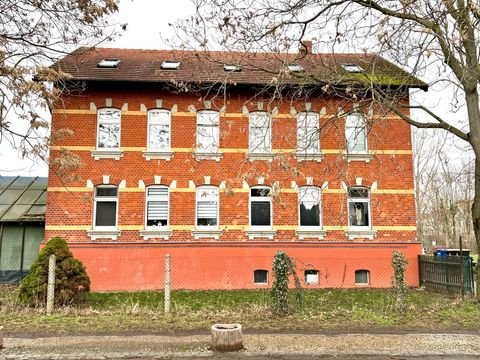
<box><xmin>465</xmin><ymin>90</ymin><xmax>480</xmax><ymax>297</ymax></box>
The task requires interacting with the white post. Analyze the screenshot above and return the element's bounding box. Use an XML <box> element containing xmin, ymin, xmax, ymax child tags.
<box><xmin>46</xmin><ymin>254</ymin><xmax>56</xmax><ymax>314</ymax></box>
<box><xmin>164</xmin><ymin>254</ymin><xmax>171</xmax><ymax>313</ymax></box>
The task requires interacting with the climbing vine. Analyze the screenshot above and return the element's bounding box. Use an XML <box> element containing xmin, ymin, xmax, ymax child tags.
<box><xmin>391</xmin><ymin>250</ymin><xmax>408</xmax><ymax>312</ymax></box>
<box><xmin>271</xmin><ymin>250</ymin><xmax>302</xmax><ymax>315</ymax></box>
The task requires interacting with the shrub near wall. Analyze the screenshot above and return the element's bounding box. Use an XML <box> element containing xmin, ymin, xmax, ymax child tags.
<box><xmin>18</xmin><ymin>237</ymin><xmax>90</xmax><ymax>306</ymax></box>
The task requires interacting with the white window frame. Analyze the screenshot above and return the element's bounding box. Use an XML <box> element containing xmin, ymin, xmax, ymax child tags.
<box><xmin>96</xmin><ymin>108</ymin><xmax>121</xmax><ymax>150</ymax></box>
<box><xmin>249</xmin><ymin>112</ymin><xmax>272</xmax><ymax>155</ymax></box>
<box><xmin>298</xmin><ymin>186</ymin><xmax>322</xmax><ymax>230</ymax></box>
<box><xmin>304</xmin><ymin>270</ymin><xmax>320</xmax><ymax>285</ymax></box>
<box><xmin>347</xmin><ymin>187</ymin><xmax>371</xmax><ymax>230</ymax></box>
<box><xmin>93</xmin><ymin>185</ymin><xmax>118</xmax><ymax>231</ymax></box>
<box><xmin>297</xmin><ymin>112</ymin><xmax>320</xmax><ymax>155</ymax></box>
<box><xmin>195</xmin><ymin>186</ymin><xmax>219</xmax><ymax>229</ymax></box>
<box><xmin>355</xmin><ymin>269</ymin><xmax>370</xmax><ymax>286</ymax></box>
<box><xmin>196</xmin><ymin>110</ymin><xmax>220</xmax><ymax>153</ymax></box>
<box><xmin>345</xmin><ymin>113</ymin><xmax>368</xmax><ymax>153</ymax></box>
<box><xmin>249</xmin><ymin>186</ymin><xmax>273</xmax><ymax>230</ymax></box>
<box><xmin>145</xmin><ymin>186</ymin><xmax>169</xmax><ymax>229</ymax></box>
<box><xmin>147</xmin><ymin>109</ymin><xmax>171</xmax><ymax>152</ymax></box>
<box><xmin>253</xmin><ymin>269</ymin><xmax>269</xmax><ymax>285</ymax></box>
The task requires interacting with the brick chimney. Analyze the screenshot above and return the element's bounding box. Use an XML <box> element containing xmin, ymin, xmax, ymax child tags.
<box><xmin>299</xmin><ymin>40</ymin><xmax>313</xmax><ymax>55</ymax></box>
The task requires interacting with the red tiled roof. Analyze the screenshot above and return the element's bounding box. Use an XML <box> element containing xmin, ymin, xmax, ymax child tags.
<box><xmin>54</xmin><ymin>47</ymin><xmax>427</xmax><ymax>90</ymax></box>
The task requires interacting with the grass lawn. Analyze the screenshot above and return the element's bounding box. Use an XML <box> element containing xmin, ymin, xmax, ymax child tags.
<box><xmin>1</xmin><ymin>286</ymin><xmax>479</xmax><ymax>335</ymax></box>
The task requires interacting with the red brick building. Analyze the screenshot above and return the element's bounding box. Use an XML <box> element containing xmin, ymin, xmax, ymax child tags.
<box><xmin>46</xmin><ymin>46</ymin><xmax>425</xmax><ymax>291</ymax></box>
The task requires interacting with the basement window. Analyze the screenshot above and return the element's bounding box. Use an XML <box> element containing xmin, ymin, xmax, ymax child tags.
<box><xmin>97</xmin><ymin>59</ymin><xmax>121</xmax><ymax>68</ymax></box>
<box><xmin>341</xmin><ymin>64</ymin><xmax>364</xmax><ymax>73</ymax></box>
<box><xmin>304</xmin><ymin>270</ymin><xmax>319</xmax><ymax>285</ymax></box>
<box><xmin>355</xmin><ymin>269</ymin><xmax>370</xmax><ymax>285</ymax></box>
<box><xmin>287</xmin><ymin>63</ymin><xmax>304</xmax><ymax>72</ymax></box>
<box><xmin>254</xmin><ymin>270</ymin><xmax>268</xmax><ymax>284</ymax></box>
<box><xmin>161</xmin><ymin>60</ymin><xmax>181</xmax><ymax>70</ymax></box>
<box><xmin>223</xmin><ymin>64</ymin><xmax>241</xmax><ymax>72</ymax></box>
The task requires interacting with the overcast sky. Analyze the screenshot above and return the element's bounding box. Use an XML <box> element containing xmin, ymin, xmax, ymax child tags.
<box><xmin>0</xmin><ymin>0</ymin><xmax>471</xmax><ymax>178</ymax></box>
<box><xmin>0</xmin><ymin>0</ymin><xmax>195</xmax><ymax>178</ymax></box>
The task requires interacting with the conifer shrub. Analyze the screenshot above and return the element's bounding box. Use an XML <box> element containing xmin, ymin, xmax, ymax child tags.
<box><xmin>18</xmin><ymin>237</ymin><xmax>90</xmax><ymax>306</ymax></box>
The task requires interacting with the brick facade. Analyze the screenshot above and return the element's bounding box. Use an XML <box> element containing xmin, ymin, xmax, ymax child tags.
<box><xmin>45</xmin><ymin>49</ymin><xmax>422</xmax><ymax>290</ymax></box>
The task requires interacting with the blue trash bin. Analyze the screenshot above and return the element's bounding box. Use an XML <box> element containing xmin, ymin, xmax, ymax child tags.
<box><xmin>434</xmin><ymin>248</ymin><xmax>448</xmax><ymax>257</ymax></box>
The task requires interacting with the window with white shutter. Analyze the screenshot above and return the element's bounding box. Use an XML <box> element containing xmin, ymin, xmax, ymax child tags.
<box><xmin>196</xmin><ymin>186</ymin><xmax>219</xmax><ymax>227</ymax></box>
<box><xmin>145</xmin><ymin>186</ymin><xmax>169</xmax><ymax>228</ymax></box>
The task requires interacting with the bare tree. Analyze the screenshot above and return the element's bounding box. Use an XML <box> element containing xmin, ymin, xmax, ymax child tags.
<box><xmin>414</xmin><ymin>129</ymin><xmax>476</xmax><ymax>252</ymax></box>
<box><xmin>0</xmin><ymin>0</ymin><xmax>121</xmax><ymax>172</ymax></box>
<box><xmin>174</xmin><ymin>0</ymin><xmax>480</xmax><ymax>259</ymax></box>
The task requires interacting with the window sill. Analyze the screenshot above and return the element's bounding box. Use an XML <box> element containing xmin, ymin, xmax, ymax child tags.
<box><xmin>142</xmin><ymin>151</ymin><xmax>174</xmax><ymax>161</ymax></box>
<box><xmin>248</xmin><ymin>153</ymin><xmax>275</xmax><ymax>162</ymax></box>
<box><xmin>191</xmin><ymin>229</ymin><xmax>223</xmax><ymax>240</ymax></box>
<box><xmin>91</xmin><ymin>150</ymin><xmax>124</xmax><ymax>160</ymax></box>
<box><xmin>88</xmin><ymin>229</ymin><xmax>121</xmax><ymax>241</ymax></box>
<box><xmin>140</xmin><ymin>229</ymin><xmax>172</xmax><ymax>240</ymax></box>
<box><xmin>296</xmin><ymin>229</ymin><xmax>327</xmax><ymax>240</ymax></box>
<box><xmin>246</xmin><ymin>229</ymin><xmax>276</xmax><ymax>240</ymax></box>
<box><xmin>295</xmin><ymin>152</ymin><xmax>324</xmax><ymax>162</ymax></box>
<box><xmin>193</xmin><ymin>152</ymin><xmax>223</xmax><ymax>162</ymax></box>
<box><xmin>344</xmin><ymin>152</ymin><xmax>373</xmax><ymax>163</ymax></box>
<box><xmin>345</xmin><ymin>229</ymin><xmax>377</xmax><ymax>240</ymax></box>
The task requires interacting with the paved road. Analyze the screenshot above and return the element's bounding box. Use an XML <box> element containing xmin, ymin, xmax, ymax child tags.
<box><xmin>4</xmin><ymin>333</ymin><xmax>480</xmax><ymax>359</ymax></box>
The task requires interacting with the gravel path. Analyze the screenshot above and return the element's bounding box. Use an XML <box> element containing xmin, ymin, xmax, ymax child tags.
<box><xmin>3</xmin><ymin>333</ymin><xmax>480</xmax><ymax>359</ymax></box>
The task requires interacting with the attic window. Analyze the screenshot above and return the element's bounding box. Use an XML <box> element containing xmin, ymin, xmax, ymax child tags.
<box><xmin>287</xmin><ymin>63</ymin><xmax>304</xmax><ymax>72</ymax></box>
<box><xmin>342</xmin><ymin>64</ymin><xmax>364</xmax><ymax>73</ymax></box>
<box><xmin>223</xmin><ymin>64</ymin><xmax>241</xmax><ymax>72</ymax></box>
<box><xmin>161</xmin><ymin>60</ymin><xmax>181</xmax><ymax>70</ymax></box>
<box><xmin>97</xmin><ymin>59</ymin><xmax>121</xmax><ymax>68</ymax></box>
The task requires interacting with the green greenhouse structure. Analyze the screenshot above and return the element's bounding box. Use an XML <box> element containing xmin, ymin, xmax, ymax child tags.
<box><xmin>0</xmin><ymin>176</ymin><xmax>46</xmax><ymax>283</ymax></box>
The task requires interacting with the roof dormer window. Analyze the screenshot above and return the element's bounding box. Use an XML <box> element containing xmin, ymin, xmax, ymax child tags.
<box><xmin>287</xmin><ymin>63</ymin><xmax>304</xmax><ymax>72</ymax></box>
<box><xmin>161</xmin><ymin>60</ymin><xmax>181</xmax><ymax>70</ymax></box>
<box><xmin>223</xmin><ymin>64</ymin><xmax>241</xmax><ymax>72</ymax></box>
<box><xmin>97</xmin><ymin>59</ymin><xmax>121</xmax><ymax>68</ymax></box>
<box><xmin>341</xmin><ymin>64</ymin><xmax>364</xmax><ymax>73</ymax></box>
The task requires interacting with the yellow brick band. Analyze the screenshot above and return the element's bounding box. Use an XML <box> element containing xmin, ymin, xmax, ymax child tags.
<box><xmin>49</xmin><ymin>146</ymin><xmax>412</xmax><ymax>155</ymax></box>
<box><xmin>52</xmin><ymin>109</ymin><xmax>406</xmax><ymax>121</ymax></box>
<box><xmin>47</xmin><ymin>187</ymin><xmax>414</xmax><ymax>194</ymax></box>
<box><xmin>46</xmin><ymin>225</ymin><xmax>415</xmax><ymax>232</ymax></box>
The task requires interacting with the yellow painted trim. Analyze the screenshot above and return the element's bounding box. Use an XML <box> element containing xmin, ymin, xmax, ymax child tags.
<box><xmin>121</xmin><ymin>147</ymin><xmax>145</xmax><ymax>152</ymax></box>
<box><xmin>47</xmin><ymin>187</ymin><xmax>90</xmax><ymax>192</ymax></box>
<box><xmin>220</xmin><ymin>225</ymin><xmax>245</xmax><ymax>230</ymax></box>
<box><xmin>324</xmin><ymin>189</ymin><xmax>345</xmax><ymax>194</ymax></box>
<box><xmin>49</xmin><ymin>145</ymin><xmax>413</xmax><ymax>155</ymax></box>
<box><xmin>171</xmin><ymin>225</ymin><xmax>194</xmax><ymax>230</ymax></box>
<box><xmin>50</xmin><ymin>146</ymin><xmax>94</xmax><ymax>151</ymax></box>
<box><xmin>371</xmin><ymin>150</ymin><xmax>412</xmax><ymax>155</ymax></box>
<box><xmin>172</xmin><ymin>112</ymin><xmax>196</xmax><ymax>117</ymax></box>
<box><xmin>52</xmin><ymin>109</ymin><xmax>95</xmax><ymax>115</ymax></box>
<box><xmin>274</xmin><ymin>225</ymin><xmax>295</xmax><ymax>230</ymax></box>
<box><xmin>45</xmin><ymin>225</ymin><xmax>90</xmax><ymax>231</ymax></box>
<box><xmin>52</xmin><ymin>109</ymin><xmax>406</xmax><ymax>121</ymax></box>
<box><xmin>172</xmin><ymin>147</ymin><xmax>194</xmax><ymax>152</ymax></box>
<box><xmin>124</xmin><ymin>111</ymin><xmax>145</xmax><ymax>116</ymax></box>
<box><xmin>118</xmin><ymin>225</ymin><xmax>143</xmax><ymax>231</ymax></box>
<box><xmin>171</xmin><ymin>188</ymin><xmax>195</xmax><ymax>193</ymax></box>
<box><xmin>46</xmin><ymin>224</ymin><xmax>416</xmax><ymax>232</ymax></box>
<box><xmin>221</xmin><ymin>148</ymin><xmax>247</xmax><ymax>154</ymax></box>
<box><xmin>120</xmin><ymin>188</ymin><xmax>144</xmax><ymax>193</ymax></box>
<box><xmin>47</xmin><ymin>186</ymin><xmax>414</xmax><ymax>194</ymax></box>
<box><xmin>373</xmin><ymin>189</ymin><xmax>415</xmax><ymax>195</ymax></box>
<box><xmin>323</xmin><ymin>226</ymin><xmax>346</xmax><ymax>231</ymax></box>
<box><xmin>374</xmin><ymin>226</ymin><xmax>416</xmax><ymax>231</ymax></box>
